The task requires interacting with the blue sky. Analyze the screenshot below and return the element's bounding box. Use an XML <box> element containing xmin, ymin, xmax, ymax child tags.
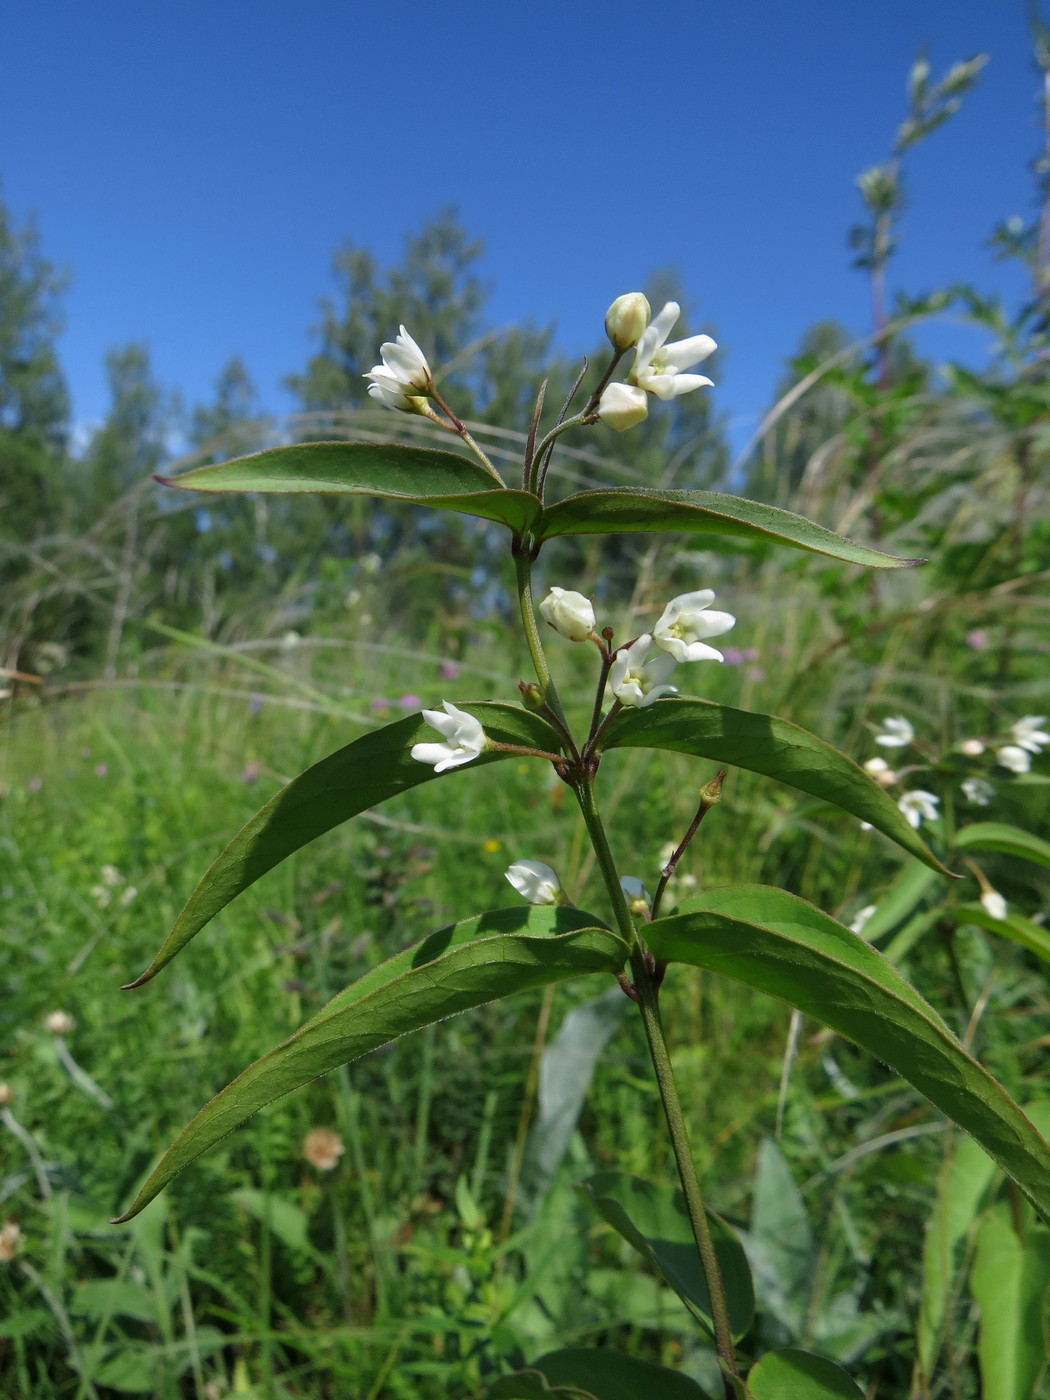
<box><xmin>0</xmin><ymin>2</ymin><xmax>1039</xmax><ymax>456</ymax></box>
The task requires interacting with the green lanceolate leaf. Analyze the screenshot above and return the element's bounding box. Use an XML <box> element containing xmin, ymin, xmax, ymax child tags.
<box><xmin>583</xmin><ymin>1172</ymin><xmax>754</xmax><ymax>1341</ymax></box>
<box><xmin>534</xmin><ymin>488</ymin><xmax>920</xmax><ymax>567</ymax></box>
<box><xmin>645</xmin><ymin>886</ymin><xmax>1050</xmax><ymax>1222</ymax></box>
<box><xmin>955</xmin><ymin>822</ymin><xmax>1050</xmax><ymax>870</ymax></box>
<box><xmin>971</xmin><ymin>1203</ymin><xmax>1050</xmax><ymax>1400</ymax></box>
<box><xmin>746</xmin><ymin>1348</ymin><xmax>864</xmax><ymax>1398</ymax></box>
<box><xmin>527</xmin><ymin>1348</ymin><xmax>714</xmax><ymax>1400</ymax></box>
<box><xmin>859</xmin><ymin>859</ymin><xmax>943</xmax><ymax>944</ymax></box>
<box><xmin>917</xmin><ymin>1132</ymin><xmax>997</xmax><ymax>1379</ymax></box>
<box><xmin>113</xmin><ymin>911</ymin><xmax>627</xmax><ymax>1222</ymax></box>
<box><xmin>157</xmin><ymin>442</ymin><xmax>542</xmax><ymax>533</ymax></box>
<box><xmin>126</xmin><ymin>702</ymin><xmax>562</xmax><ymax>986</ymax></box>
<box><xmin>946</xmin><ymin>903</ymin><xmax>1050</xmax><ymax>965</ymax></box>
<box><xmin>601</xmin><ymin>698</ymin><xmax>949</xmax><ymax>874</ymax></box>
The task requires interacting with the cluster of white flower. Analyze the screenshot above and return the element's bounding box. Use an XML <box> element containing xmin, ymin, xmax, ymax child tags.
<box><xmin>994</xmin><ymin>716</ymin><xmax>1048</xmax><ymax>775</ymax></box>
<box><xmin>597</xmin><ymin>295</ymin><xmax>717</xmax><ymax>432</ymax></box>
<box><xmin>410</xmin><ymin>701</ymin><xmax>487</xmax><ymax>773</ymax></box>
<box><xmin>864</xmin><ymin>716</ymin><xmax>942</xmax><ymax>829</ymax></box>
<box><xmin>89</xmin><ymin>864</ymin><xmax>137</xmax><ymax>910</ymax></box>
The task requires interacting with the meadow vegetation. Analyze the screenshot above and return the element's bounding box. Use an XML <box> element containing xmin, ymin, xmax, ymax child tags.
<box><xmin>1</xmin><ymin>40</ymin><xmax>1049</xmax><ymax>1400</ymax></box>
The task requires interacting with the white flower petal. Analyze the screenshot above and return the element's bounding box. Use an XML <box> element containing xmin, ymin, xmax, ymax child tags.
<box><xmin>505</xmin><ymin>859</ymin><xmax>563</xmax><ymax>906</ymax></box>
<box><xmin>659</xmin><ymin>334</ymin><xmax>717</xmax><ymax>370</ymax></box>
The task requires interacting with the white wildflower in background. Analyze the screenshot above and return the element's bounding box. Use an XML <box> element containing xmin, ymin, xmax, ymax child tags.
<box><xmin>1008</xmin><ymin>716</ymin><xmax>1048</xmax><ymax>754</ymax></box>
<box><xmin>364</xmin><ymin>325</ymin><xmax>432</xmax><ymax>412</ymax></box>
<box><xmin>961</xmin><ymin>777</ymin><xmax>994</xmax><ymax>806</ymax></box>
<box><xmin>850</xmin><ymin>905</ymin><xmax>877</xmax><ymax>935</ymax></box>
<box><xmin>0</xmin><ymin>1221</ymin><xmax>23</xmax><ymax>1262</ymax></box>
<box><xmin>874</xmin><ymin>716</ymin><xmax>914</xmax><ymax>748</ymax></box>
<box><xmin>90</xmin><ymin>864</ymin><xmax>134</xmax><ymax>910</ymax></box>
<box><xmin>410</xmin><ymin>702</ymin><xmax>488</xmax><ymax>773</ymax></box>
<box><xmin>863</xmin><ymin>757</ymin><xmax>897</xmax><ymax>787</ymax></box>
<box><xmin>960</xmin><ymin>738</ymin><xmax>985</xmax><ymax>757</ymax></box>
<box><xmin>652</xmin><ymin>590</ymin><xmax>735</xmax><ymax>663</ymax></box>
<box><xmin>631</xmin><ymin>302</ymin><xmax>716</xmax><ymax>400</ymax></box>
<box><xmin>538</xmin><ymin>587</ymin><xmax>597</xmax><ymax>642</ymax></box>
<box><xmin>302</xmin><ymin>1128</ymin><xmax>345</xmax><ymax>1172</ymax></box>
<box><xmin>897</xmin><ymin>790</ymin><xmax>940</xmax><ymax>829</ymax></box>
<box><xmin>597</xmin><ymin>381</ymin><xmax>649</xmax><ymax>431</ymax></box>
<box><xmin>620</xmin><ymin>876</ymin><xmax>651</xmax><ymax>914</ymax></box>
<box><xmin>505</xmin><ymin>860</ymin><xmax>565</xmax><ymax>906</ymax></box>
<box><xmin>996</xmin><ymin>745</ymin><xmax>1031</xmax><ymax>774</ymax></box>
<box><xmin>608</xmin><ymin>635</ymin><xmax>678</xmax><ymax>708</ymax></box>
<box><xmin>0</xmin><ymin>1084</ymin><xmax>12</xmax><ymax>1107</ymax></box>
<box><xmin>45</xmin><ymin>1011</ymin><xmax>75</xmax><ymax>1036</ymax></box>
<box><xmin>980</xmin><ymin>890</ymin><xmax>1008</xmax><ymax>921</ymax></box>
<box><xmin>605</xmin><ymin>292</ymin><xmax>651</xmax><ymax>350</ymax></box>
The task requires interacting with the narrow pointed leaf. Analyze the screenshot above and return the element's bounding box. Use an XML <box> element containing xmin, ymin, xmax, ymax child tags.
<box><xmin>955</xmin><ymin>822</ymin><xmax>1050</xmax><ymax>870</ymax></box>
<box><xmin>645</xmin><ymin>886</ymin><xmax>1050</xmax><ymax>1222</ymax></box>
<box><xmin>601</xmin><ymin>698</ymin><xmax>949</xmax><ymax>873</ymax></box>
<box><xmin>858</xmin><ymin>858</ymin><xmax>943</xmax><ymax>944</ymax></box>
<box><xmin>126</xmin><ymin>703</ymin><xmax>562</xmax><ymax>986</ymax></box>
<box><xmin>971</xmin><ymin>1203</ymin><xmax>1050</xmax><ymax>1400</ymax></box>
<box><xmin>535</xmin><ymin>488</ymin><xmax>919</xmax><ymax>567</ymax></box>
<box><xmin>532</xmin><ymin>1348</ymin><xmax>714</xmax><ymax>1400</ymax></box>
<box><xmin>113</xmin><ymin>913</ymin><xmax>627</xmax><ymax>1221</ymax></box>
<box><xmin>583</xmin><ymin>1172</ymin><xmax>754</xmax><ymax>1341</ymax></box>
<box><xmin>747</xmin><ymin>1349</ymin><xmax>864</xmax><ymax>1398</ymax></box>
<box><xmin>946</xmin><ymin>903</ymin><xmax>1050</xmax><ymax>964</ymax></box>
<box><xmin>157</xmin><ymin>442</ymin><xmax>541</xmax><ymax>532</ymax></box>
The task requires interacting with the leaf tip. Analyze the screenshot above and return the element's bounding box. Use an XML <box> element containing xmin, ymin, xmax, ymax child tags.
<box><xmin>120</xmin><ymin>969</ymin><xmax>155</xmax><ymax>991</ymax></box>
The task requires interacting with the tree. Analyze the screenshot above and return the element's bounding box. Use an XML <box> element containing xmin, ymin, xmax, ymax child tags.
<box><xmin>0</xmin><ymin>184</ymin><xmax>69</xmax><ymax>545</ymax></box>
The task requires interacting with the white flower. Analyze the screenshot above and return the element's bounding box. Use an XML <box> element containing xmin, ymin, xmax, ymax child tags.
<box><xmin>538</xmin><ymin>587</ymin><xmax>596</xmax><ymax>642</ymax></box>
<box><xmin>875</xmin><ymin>716</ymin><xmax>914</xmax><ymax>748</ymax></box>
<box><xmin>961</xmin><ymin>777</ymin><xmax>993</xmax><ymax>806</ymax></box>
<box><xmin>597</xmin><ymin>381</ymin><xmax>649</xmax><ymax>431</ymax></box>
<box><xmin>605</xmin><ymin>292</ymin><xmax>651</xmax><ymax>350</ymax></box>
<box><xmin>631</xmin><ymin>302</ymin><xmax>716</xmax><ymax>400</ymax></box>
<box><xmin>45</xmin><ymin>1011</ymin><xmax>75</xmax><ymax>1036</ymax></box>
<box><xmin>850</xmin><ymin>905</ymin><xmax>877</xmax><ymax>935</ymax></box>
<box><xmin>410</xmin><ymin>702</ymin><xmax>487</xmax><ymax>773</ymax></box>
<box><xmin>897</xmin><ymin>790</ymin><xmax>940</xmax><ymax>829</ymax></box>
<box><xmin>652</xmin><ymin>590</ymin><xmax>735</xmax><ymax>663</ymax></box>
<box><xmin>863</xmin><ymin>756</ymin><xmax>897</xmax><ymax>787</ymax></box>
<box><xmin>620</xmin><ymin>876</ymin><xmax>651</xmax><ymax>913</ymax></box>
<box><xmin>960</xmin><ymin>738</ymin><xmax>985</xmax><ymax>757</ymax></box>
<box><xmin>505</xmin><ymin>860</ymin><xmax>564</xmax><ymax>906</ymax></box>
<box><xmin>996</xmin><ymin>745</ymin><xmax>1031</xmax><ymax>774</ymax></box>
<box><xmin>608</xmin><ymin>634</ymin><xmax>678</xmax><ymax>708</ymax></box>
<box><xmin>1008</xmin><ymin>716</ymin><xmax>1049</xmax><ymax>754</ymax></box>
<box><xmin>364</xmin><ymin>325</ymin><xmax>432</xmax><ymax>412</ymax></box>
<box><xmin>980</xmin><ymin>889</ymin><xmax>1008</xmax><ymax>921</ymax></box>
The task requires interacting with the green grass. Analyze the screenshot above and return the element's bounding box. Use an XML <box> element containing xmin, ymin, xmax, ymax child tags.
<box><xmin>0</xmin><ymin>562</ymin><xmax>1045</xmax><ymax>1398</ymax></box>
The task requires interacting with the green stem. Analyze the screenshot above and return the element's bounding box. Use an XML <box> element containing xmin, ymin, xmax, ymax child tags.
<box><xmin>514</xmin><ymin>545</ymin><xmax>569</xmax><ymax>732</ymax></box>
<box><xmin>572</xmin><ymin>777</ymin><xmax>738</xmax><ymax>1389</ymax></box>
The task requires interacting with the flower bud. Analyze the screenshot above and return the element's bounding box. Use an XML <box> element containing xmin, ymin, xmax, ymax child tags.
<box><xmin>539</xmin><ymin>587</ymin><xmax>596</xmax><ymax>643</ymax></box>
<box><xmin>45</xmin><ymin>1011</ymin><xmax>75</xmax><ymax>1036</ymax></box>
<box><xmin>980</xmin><ymin>889</ymin><xmax>1007</xmax><ymax>921</ymax></box>
<box><xmin>620</xmin><ymin>876</ymin><xmax>651</xmax><ymax>916</ymax></box>
<box><xmin>517</xmin><ymin>681</ymin><xmax>545</xmax><ymax>710</ymax></box>
<box><xmin>597</xmin><ymin>382</ymin><xmax>648</xmax><ymax>432</ymax></box>
<box><xmin>605</xmin><ymin>292</ymin><xmax>651</xmax><ymax>350</ymax></box>
<box><xmin>505</xmin><ymin>860</ymin><xmax>565</xmax><ymax>906</ymax></box>
<box><xmin>960</xmin><ymin>738</ymin><xmax>985</xmax><ymax>757</ymax></box>
<box><xmin>0</xmin><ymin>1084</ymin><xmax>12</xmax><ymax>1108</ymax></box>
